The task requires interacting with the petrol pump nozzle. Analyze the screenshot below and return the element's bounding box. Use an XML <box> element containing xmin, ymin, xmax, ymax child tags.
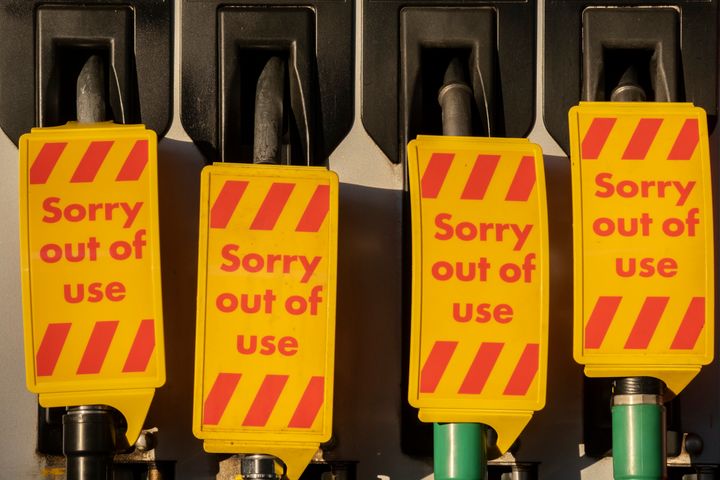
<box><xmin>432</xmin><ymin>57</ymin><xmax>487</xmax><ymax>480</ymax></box>
<box><xmin>438</xmin><ymin>57</ymin><xmax>473</xmax><ymax>137</ymax></box>
<box><xmin>76</xmin><ymin>54</ymin><xmax>106</xmax><ymax>124</ymax></box>
<box><xmin>239</xmin><ymin>56</ymin><xmax>289</xmax><ymax>480</ymax></box>
<box><xmin>610</xmin><ymin>64</ymin><xmax>647</xmax><ymax>103</ymax></box>
<box><xmin>62</xmin><ymin>55</ymin><xmax>120</xmax><ymax>480</ymax></box>
<box><xmin>253</xmin><ymin>56</ymin><xmax>285</xmax><ymax>165</ymax></box>
<box><xmin>608</xmin><ymin>74</ymin><xmax>667</xmax><ymax>480</ymax></box>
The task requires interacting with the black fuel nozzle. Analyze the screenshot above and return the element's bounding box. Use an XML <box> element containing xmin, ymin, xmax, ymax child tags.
<box><xmin>253</xmin><ymin>56</ymin><xmax>285</xmax><ymax>165</ymax></box>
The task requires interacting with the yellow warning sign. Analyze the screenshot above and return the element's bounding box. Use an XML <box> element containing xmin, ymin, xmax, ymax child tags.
<box><xmin>193</xmin><ymin>163</ymin><xmax>338</xmax><ymax>479</ymax></box>
<box><xmin>569</xmin><ymin>102</ymin><xmax>714</xmax><ymax>395</ymax></box>
<box><xmin>19</xmin><ymin>122</ymin><xmax>164</xmax><ymax>443</ymax></box>
<box><xmin>407</xmin><ymin>136</ymin><xmax>549</xmax><ymax>452</ymax></box>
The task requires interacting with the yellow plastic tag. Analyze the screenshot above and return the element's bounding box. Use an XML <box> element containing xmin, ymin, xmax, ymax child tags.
<box><xmin>19</xmin><ymin>122</ymin><xmax>164</xmax><ymax>444</ymax></box>
<box><xmin>569</xmin><ymin>102</ymin><xmax>714</xmax><ymax>395</ymax></box>
<box><xmin>193</xmin><ymin>163</ymin><xmax>338</xmax><ymax>480</ymax></box>
<box><xmin>407</xmin><ymin>136</ymin><xmax>549</xmax><ymax>453</ymax></box>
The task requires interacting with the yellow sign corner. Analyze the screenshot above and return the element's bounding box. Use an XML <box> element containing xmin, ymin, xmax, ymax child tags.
<box><xmin>193</xmin><ymin>163</ymin><xmax>338</xmax><ymax>478</ymax></box>
<box><xmin>570</xmin><ymin>102</ymin><xmax>713</xmax><ymax>395</ymax></box>
<box><xmin>407</xmin><ymin>135</ymin><xmax>549</xmax><ymax>452</ymax></box>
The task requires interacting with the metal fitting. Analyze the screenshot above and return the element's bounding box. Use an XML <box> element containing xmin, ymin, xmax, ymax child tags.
<box><xmin>612</xmin><ymin>394</ymin><xmax>663</xmax><ymax>406</ymax></box>
<box><xmin>240</xmin><ymin>454</ymin><xmax>286</xmax><ymax>479</ymax></box>
<box><xmin>63</xmin><ymin>405</ymin><xmax>118</xmax><ymax>480</ymax></box>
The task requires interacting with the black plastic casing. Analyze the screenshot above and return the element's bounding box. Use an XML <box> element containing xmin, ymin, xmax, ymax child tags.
<box><xmin>363</xmin><ymin>0</ymin><xmax>536</xmax><ymax>165</ymax></box>
<box><xmin>544</xmin><ymin>1</ymin><xmax>718</xmax><ymax>153</ymax></box>
<box><xmin>0</xmin><ymin>0</ymin><xmax>172</xmax><ymax>144</ymax></box>
<box><xmin>181</xmin><ymin>0</ymin><xmax>353</xmax><ymax>166</ymax></box>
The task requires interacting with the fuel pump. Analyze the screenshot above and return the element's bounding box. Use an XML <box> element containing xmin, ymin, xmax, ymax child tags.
<box><xmin>191</xmin><ymin>55</ymin><xmax>340</xmax><ymax>480</ymax></box>
<box><xmin>405</xmin><ymin>55</ymin><xmax>550</xmax><ymax>479</ymax></box>
<box><xmin>566</xmin><ymin>9</ymin><xmax>715</xmax><ymax>480</ymax></box>
<box><xmin>18</xmin><ymin>53</ymin><xmax>166</xmax><ymax>479</ymax></box>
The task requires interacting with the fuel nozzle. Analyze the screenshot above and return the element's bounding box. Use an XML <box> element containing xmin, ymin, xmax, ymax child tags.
<box><xmin>438</xmin><ymin>57</ymin><xmax>473</xmax><ymax>137</ymax></box>
<box><xmin>62</xmin><ymin>56</ymin><xmax>120</xmax><ymax>480</ymax></box>
<box><xmin>76</xmin><ymin>54</ymin><xmax>106</xmax><ymax>124</ymax></box>
<box><xmin>253</xmin><ymin>57</ymin><xmax>285</xmax><ymax>165</ymax></box>
<box><xmin>610</xmin><ymin>64</ymin><xmax>647</xmax><ymax>102</ymax></box>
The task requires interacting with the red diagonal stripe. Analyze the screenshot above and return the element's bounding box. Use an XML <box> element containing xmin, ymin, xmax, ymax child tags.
<box><xmin>243</xmin><ymin>375</ymin><xmax>289</xmax><ymax>426</ymax></box>
<box><xmin>622</xmin><ymin>118</ymin><xmax>663</xmax><ymax>160</ymax></box>
<box><xmin>203</xmin><ymin>372</ymin><xmax>242</xmax><ymax>425</ymax></box>
<box><xmin>76</xmin><ymin>321</ymin><xmax>119</xmax><ymax>374</ymax></box>
<box><xmin>122</xmin><ymin>319</ymin><xmax>155</xmax><ymax>372</ymax></box>
<box><xmin>585</xmin><ymin>296</ymin><xmax>622</xmax><ymax>349</ymax></box>
<box><xmin>419</xmin><ymin>341</ymin><xmax>458</xmax><ymax>393</ymax></box>
<box><xmin>250</xmin><ymin>183</ymin><xmax>295</xmax><ymax>230</ymax></box>
<box><xmin>581</xmin><ymin>118</ymin><xmax>616</xmax><ymax>159</ymax></box>
<box><xmin>505</xmin><ymin>156</ymin><xmax>536</xmax><ymax>201</ymax></box>
<box><xmin>116</xmin><ymin>140</ymin><xmax>149</xmax><ymax>181</ymax></box>
<box><xmin>624</xmin><ymin>297</ymin><xmax>669</xmax><ymax>349</ymax></box>
<box><xmin>458</xmin><ymin>342</ymin><xmax>504</xmax><ymax>394</ymax></box>
<box><xmin>210</xmin><ymin>180</ymin><xmax>249</xmax><ymax>229</ymax></box>
<box><xmin>670</xmin><ymin>297</ymin><xmax>705</xmax><ymax>350</ymax></box>
<box><xmin>29</xmin><ymin>142</ymin><xmax>67</xmax><ymax>184</ymax></box>
<box><xmin>36</xmin><ymin>323</ymin><xmax>71</xmax><ymax>376</ymax></box>
<box><xmin>668</xmin><ymin>119</ymin><xmax>699</xmax><ymax>160</ymax></box>
<box><xmin>296</xmin><ymin>185</ymin><xmax>330</xmax><ymax>232</ymax></box>
<box><xmin>504</xmin><ymin>343</ymin><xmax>539</xmax><ymax>395</ymax></box>
<box><xmin>70</xmin><ymin>141</ymin><xmax>113</xmax><ymax>183</ymax></box>
<box><xmin>460</xmin><ymin>154</ymin><xmax>500</xmax><ymax>200</ymax></box>
<box><xmin>288</xmin><ymin>376</ymin><xmax>324</xmax><ymax>428</ymax></box>
<box><xmin>421</xmin><ymin>153</ymin><xmax>454</xmax><ymax>198</ymax></box>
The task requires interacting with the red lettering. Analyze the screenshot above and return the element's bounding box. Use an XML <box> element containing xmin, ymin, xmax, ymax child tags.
<box><xmin>452</xmin><ymin>302</ymin><xmax>514</xmax><ymax>323</ymax></box>
<box><xmin>220</xmin><ymin>244</ymin><xmax>240</xmax><ymax>271</ymax></box>
<box><xmin>109</xmin><ymin>240</ymin><xmax>132</xmax><ymax>260</ymax></box>
<box><xmin>242</xmin><ymin>253</ymin><xmax>264</xmax><ymax>273</ymax></box>
<box><xmin>616</xmin><ymin>257</ymin><xmax>678</xmax><ymax>278</ymax></box>
<box><xmin>495</xmin><ymin>304</ymin><xmax>513</xmax><ymax>323</ymax></box>
<box><xmin>42</xmin><ymin>197</ymin><xmax>62</xmax><ymax>223</ymax></box>
<box><xmin>285</xmin><ymin>295</ymin><xmax>307</xmax><ymax>315</ymax></box>
<box><xmin>593</xmin><ymin>214</ymin><xmax>653</xmax><ymax>237</ymax></box>
<box><xmin>237</xmin><ymin>335</ymin><xmax>299</xmax><ymax>356</ymax></box>
<box><xmin>63</xmin><ymin>281</ymin><xmax>126</xmax><ymax>303</ymax></box>
<box><xmin>215</xmin><ymin>289</ymin><xmax>276</xmax><ymax>313</ymax></box>
<box><xmin>431</xmin><ymin>259</ymin><xmax>491</xmax><ymax>282</ymax></box>
<box><xmin>39</xmin><ymin>237</ymin><xmax>100</xmax><ymax>263</ymax></box>
<box><xmin>278</xmin><ymin>336</ymin><xmax>299</xmax><ymax>356</ymax></box>
<box><xmin>216</xmin><ymin>293</ymin><xmax>238</xmax><ymax>313</ymax></box>
<box><xmin>106</xmin><ymin>281</ymin><xmax>126</xmax><ymax>300</ymax></box>
<box><xmin>434</xmin><ymin>212</ymin><xmax>453</xmax><ymax>240</ymax></box>
<box><xmin>260</xmin><ymin>335</ymin><xmax>276</xmax><ymax>355</ymax></box>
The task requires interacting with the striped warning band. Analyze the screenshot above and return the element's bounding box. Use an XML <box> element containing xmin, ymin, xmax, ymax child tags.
<box><xmin>584</xmin><ymin>296</ymin><xmax>705</xmax><ymax>350</ymax></box>
<box><xmin>420</xmin><ymin>153</ymin><xmax>536</xmax><ymax>201</ymax></box>
<box><xmin>419</xmin><ymin>341</ymin><xmax>539</xmax><ymax>396</ymax></box>
<box><xmin>35</xmin><ymin>319</ymin><xmax>155</xmax><ymax>376</ymax></box>
<box><xmin>202</xmin><ymin>373</ymin><xmax>325</xmax><ymax>428</ymax></box>
<box><xmin>581</xmin><ymin>117</ymin><xmax>699</xmax><ymax>161</ymax></box>
<box><xmin>29</xmin><ymin>140</ymin><xmax>149</xmax><ymax>185</ymax></box>
<box><xmin>210</xmin><ymin>180</ymin><xmax>330</xmax><ymax>232</ymax></box>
